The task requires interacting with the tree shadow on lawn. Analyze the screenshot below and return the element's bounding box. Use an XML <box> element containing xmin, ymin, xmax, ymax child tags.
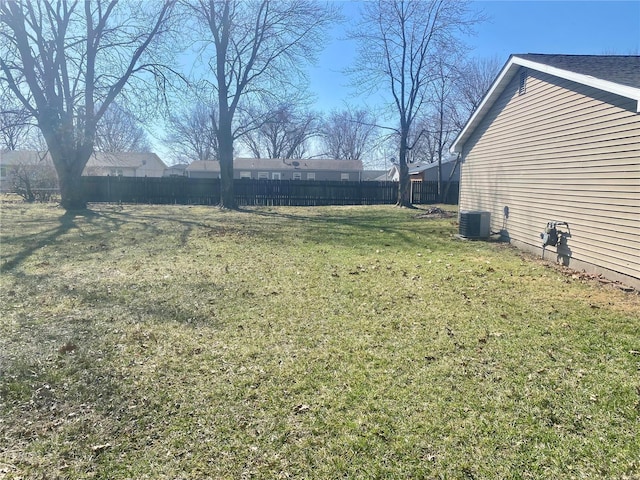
<box><xmin>78</xmin><ymin>205</ymin><xmax>354</xmax><ymax>249</ymax></box>
<box><xmin>0</xmin><ymin>203</ymin><xmax>455</xmax><ymax>475</ymax></box>
<box><xmin>101</xmin><ymin>209</ymin><xmax>259</xmax><ymax>245</ymax></box>
<box><xmin>0</xmin><ymin>271</ymin><xmax>226</xmax><ymax>475</ymax></box>
<box><xmin>0</xmin><ymin>311</ymin><xmax>144</xmax><ymax>476</ymax></box>
<box><xmin>2</xmin><ymin>203</ymin><xmax>449</xmax><ymax>274</ymax></box>
<box><xmin>1</xmin><ymin>206</ymin><xmax>221</xmax><ymax>273</ymax></box>
<box><xmin>240</xmin><ymin>206</ymin><xmax>429</xmax><ymax>248</ymax></box>
<box><xmin>1</xmin><ymin>209</ymin><xmax>107</xmax><ymax>272</ymax></box>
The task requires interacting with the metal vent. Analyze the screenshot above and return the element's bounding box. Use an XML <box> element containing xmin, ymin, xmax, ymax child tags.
<box><xmin>518</xmin><ymin>69</ymin><xmax>527</xmax><ymax>95</ymax></box>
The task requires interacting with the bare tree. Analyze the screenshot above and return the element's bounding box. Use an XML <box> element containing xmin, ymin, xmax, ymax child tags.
<box><xmin>426</xmin><ymin>59</ymin><xmax>459</xmax><ymax>201</ymax></box>
<box><xmin>95</xmin><ymin>103</ymin><xmax>151</xmax><ymax>153</ymax></box>
<box><xmin>416</xmin><ymin>56</ymin><xmax>500</xmax><ymax>202</ymax></box>
<box><xmin>454</xmin><ymin>55</ymin><xmax>502</xmax><ymax>129</ymax></box>
<box><xmin>186</xmin><ymin>0</ymin><xmax>339</xmax><ymax>208</ymax></box>
<box><xmin>411</xmin><ymin>56</ymin><xmax>498</xmax><ymax>202</ymax></box>
<box><xmin>5</xmin><ymin>152</ymin><xmax>59</xmax><ymax>202</ymax></box>
<box><xmin>0</xmin><ymin>0</ymin><xmax>176</xmax><ymax>210</ymax></box>
<box><xmin>349</xmin><ymin>0</ymin><xmax>480</xmax><ymax>206</ymax></box>
<box><xmin>0</xmin><ymin>86</ymin><xmax>34</xmax><ymax>150</ymax></box>
<box><xmin>454</xmin><ymin>57</ymin><xmax>502</xmax><ymax>131</ymax></box>
<box><xmin>321</xmin><ymin>107</ymin><xmax>378</xmax><ymax>161</ymax></box>
<box><xmin>165</xmin><ymin>102</ymin><xmax>219</xmax><ymax>163</ymax></box>
<box><xmin>242</xmin><ymin>102</ymin><xmax>319</xmax><ymax>159</ymax></box>
<box><xmin>405</xmin><ymin>117</ymin><xmax>435</xmax><ymax>164</ymax></box>
<box><xmin>0</xmin><ymin>109</ymin><xmax>32</xmax><ymax>151</ymax></box>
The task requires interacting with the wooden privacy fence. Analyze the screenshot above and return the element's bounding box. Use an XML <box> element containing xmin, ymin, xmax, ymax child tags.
<box><xmin>410</xmin><ymin>180</ymin><xmax>459</xmax><ymax>205</ymax></box>
<box><xmin>81</xmin><ymin>176</ymin><xmax>459</xmax><ymax>206</ymax></box>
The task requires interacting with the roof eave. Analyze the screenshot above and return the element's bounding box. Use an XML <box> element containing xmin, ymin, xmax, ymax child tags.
<box><xmin>514</xmin><ymin>57</ymin><xmax>640</xmax><ymax>112</ymax></box>
<box><xmin>450</xmin><ymin>55</ymin><xmax>640</xmax><ymax>154</ymax></box>
<box><xmin>450</xmin><ymin>55</ymin><xmax>518</xmax><ymax>154</ymax></box>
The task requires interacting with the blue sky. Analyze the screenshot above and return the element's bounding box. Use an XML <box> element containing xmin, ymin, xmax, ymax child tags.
<box><xmin>308</xmin><ymin>0</ymin><xmax>640</xmax><ymax>112</ymax></box>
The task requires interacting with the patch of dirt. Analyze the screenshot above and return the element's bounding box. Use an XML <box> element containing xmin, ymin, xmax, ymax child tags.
<box><xmin>415</xmin><ymin>207</ymin><xmax>456</xmax><ymax>219</ymax></box>
<box><xmin>557</xmin><ymin>267</ymin><xmax>638</xmax><ymax>294</ymax></box>
<box><xmin>519</xmin><ymin>249</ymin><xmax>639</xmax><ymax>295</ymax></box>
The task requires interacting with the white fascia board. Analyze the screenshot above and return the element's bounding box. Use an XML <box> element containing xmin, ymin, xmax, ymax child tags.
<box><xmin>450</xmin><ymin>56</ymin><xmax>640</xmax><ymax>154</ymax></box>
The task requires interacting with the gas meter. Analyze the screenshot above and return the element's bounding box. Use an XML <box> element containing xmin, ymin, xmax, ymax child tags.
<box><xmin>540</xmin><ymin>221</ymin><xmax>570</xmax><ymax>257</ymax></box>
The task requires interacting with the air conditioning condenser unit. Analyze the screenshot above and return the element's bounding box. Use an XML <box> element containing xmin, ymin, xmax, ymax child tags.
<box><xmin>459</xmin><ymin>211</ymin><xmax>491</xmax><ymax>239</ymax></box>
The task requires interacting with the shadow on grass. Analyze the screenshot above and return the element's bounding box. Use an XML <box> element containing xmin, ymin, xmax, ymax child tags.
<box><xmin>1</xmin><ymin>206</ymin><xmax>219</xmax><ymax>272</ymax></box>
<box><xmin>0</xmin><ymin>209</ymin><xmax>106</xmax><ymax>272</ymax></box>
<box><xmin>0</xmin><ymin>331</ymin><xmax>149</xmax><ymax>477</ymax></box>
<box><xmin>2</xmin><ymin>203</ymin><xmax>450</xmax><ymax>274</ymax></box>
<box><xmin>239</xmin><ymin>206</ymin><xmax>425</xmax><ymax>248</ymax></box>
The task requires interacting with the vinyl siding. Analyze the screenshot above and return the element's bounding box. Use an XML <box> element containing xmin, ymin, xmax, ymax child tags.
<box><xmin>459</xmin><ymin>67</ymin><xmax>640</xmax><ymax>283</ymax></box>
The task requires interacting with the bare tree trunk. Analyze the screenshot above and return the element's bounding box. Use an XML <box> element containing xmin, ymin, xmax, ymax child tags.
<box><xmin>437</xmin><ymin>100</ymin><xmax>445</xmax><ymax>203</ymax></box>
<box><xmin>397</xmin><ymin>132</ymin><xmax>412</xmax><ymax>207</ymax></box>
<box><xmin>349</xmin><ymin>0</ymin><xmax>481</xmax><ymax>208</ymax></box>
<box><xmin>218</xmin><ymin>131</ymin><xmax>236</xmax><ymax>209</ymax></box>
<box><xmin>189</xmin><ymin>0</ymin><xmax>337</xmax><ymax>209</ymax></box>
<box><xmin>50</xmin><ymin>148</ymin><xmax>91</xmax><ymax>210</ymax></box>
<box><xmin>216</xmin><ymin>33</ymin><xmax>237</xmax><ymax>210</ymax></box>
<box><xmin>57</xmin><ymin>166</ymin><xmax>87</xmax><ymax>210</ymax></box>
<box><xmin>39</xmin><ymin>113</ymin><xmax>93</xmax><ymax>210</ymax></box>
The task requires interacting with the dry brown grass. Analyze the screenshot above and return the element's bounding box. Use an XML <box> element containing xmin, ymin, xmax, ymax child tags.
<box><xmin>1</xmin><ymin>200</ymin><xmax>639</xmax><ymax>479</ymax></box>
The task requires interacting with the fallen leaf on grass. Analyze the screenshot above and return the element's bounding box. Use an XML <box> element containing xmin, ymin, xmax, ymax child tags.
<box><xmin>91</xmin><ymin>443</ymin><xmax>112</xmax><ymax>453</ymax></box>
<box><xmin>293</xmin><ymin>404</ymin><xmax>310</xmax><ymax>414</ymax></box>
<box><xmin>58</xmin><ymin>342</ymin><xmax>77</xmax><ymax>354</ymax></box>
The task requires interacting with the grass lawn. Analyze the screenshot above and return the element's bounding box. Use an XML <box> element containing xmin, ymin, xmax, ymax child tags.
<box><xmin>1</xmin><ymin>199</ymin><xmax>639</xmax><ymax>479</ymax></box>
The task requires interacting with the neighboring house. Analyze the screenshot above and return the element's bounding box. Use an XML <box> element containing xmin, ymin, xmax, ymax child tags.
<box><xmin>450</xmin><ymin>54</ymin><xmax>640</xmax><ymax>288</ymax></box>
<box><xmin>186</xmin><ymin>158</ymin><xmax>363</xmax><ymax>181</ymax></box>
<box><xmin>388</xmin><ymin>156</ymin><xmax>461</xmax><ymax>182</ymax></box>
<box><xmin>83</xmin><ymin>152</ymin><xmax>167</xmax><ymax>177</ymax></box>
<box><xmin>0</xmin><ymin>150</ymin><xmax>57</xmax><ymax>194</ymax></box>
<box><xmin>164</xmin><ymin>163</ymin><xmax>189</xmax><ymax>177</ymax></box>
<box><xmin>362</xmin><ymin>170</ymin><xmax>393</xmax><ymax>181</ymax></box>
<box><xmin>185</xmin><ymin>160</ymin><xmax>221</xmax><ymax>179</ymax></box>
<box><xmin>0</xmin><ymin>150</ymin><xmax>167</xmax><ymax>191</ymax></box>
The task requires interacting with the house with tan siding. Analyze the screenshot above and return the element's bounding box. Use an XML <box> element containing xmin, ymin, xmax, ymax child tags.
<box><xmin>451</xmin><ymin>54</ymin><xmax>640</xmax><ymax>288</ymax></box>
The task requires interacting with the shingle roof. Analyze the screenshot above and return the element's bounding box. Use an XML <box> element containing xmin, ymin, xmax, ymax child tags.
<box><xmin>234</xmin><ymin>158</ymin><xmax>363</xmax><ymax>171</ymax></box>
<box><xmin>0</xmin><ymin>150</ymin><xmax>53</xmax><ymax>166</ymax></box>
<box><xmin>408</xmin><ymin>156</ymin><xmax>458</xmax><ymax>175</ymax></box>
<box><xmin>90</xmin><ymin>152</ymin><xmax>166</xmax><ymax>170</ymax></box>
<box><xmin>515</xmin><ymin>54</ymin><xmax>640</xmax><ymax>89</ymax></box>
<box><xmin>186</xmin><ymin>160</ymin><xmax>220</xmax><ymax>173</ymax></box>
